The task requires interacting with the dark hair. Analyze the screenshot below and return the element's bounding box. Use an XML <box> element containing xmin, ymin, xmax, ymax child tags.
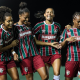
<box><xmin>73</xmin><ymin>12</ymin><xmax>80</xmax><ymax>19</ymax></box>
<box><xmin>18</xmin><ymin>2</ymin><xmax>30</xmax><ymax>15</ymax></box>
<box><xmin>34</xmin><ymin>8</ymin><xmax>54</xmax><ymax>21</ymax></box>
<box><xmin>70</xmin><ymin>12</ymin><xmax>80</xmax><ymax>26</ymax></box>
<box><xmin>0</xmin><ymin>6</ymin><xmax>12</xmax><ymax>22</ymax></box>
<box><xmin>3</xmin><ymin>12</ymin><xmax>12</xmax><ymax>21</ymax></box>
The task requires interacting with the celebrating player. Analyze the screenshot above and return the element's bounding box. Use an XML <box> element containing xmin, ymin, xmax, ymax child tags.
<box><xmin>0</xmin><ymin>6</ymin><xmax>19</xmax><ymax>80</ymax></box>
<box><xmin>60</xmin><ymin>12</ymin><xmax>80</xmax><ymax>80</ymax></box>
<box><xmin>33</xmin><ymin>8</ymin><xmax>61</xmax><ymax>80</ymax></box>
<box><xmin>14</xmin><ymin>2</ymin><xmax>48</xmax><ymax>80</ymax></box>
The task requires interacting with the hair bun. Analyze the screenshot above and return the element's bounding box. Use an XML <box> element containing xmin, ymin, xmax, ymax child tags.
<box><xmin>19</xmin><ymin>2</ymin><xmax>27</xmax><ymax>9</ymax></box>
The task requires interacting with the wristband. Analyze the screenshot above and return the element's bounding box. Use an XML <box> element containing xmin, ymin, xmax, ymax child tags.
<box><xmin>12</xmin><ymin>51</ymin><xmax>16</xmax><ymax>55</ymax></box>
<box><xmin>78</xmin><ymin>71</ymin><xmax>80</xmax><ymax>75</ymax></box>
<box><xmin>33</xmin><ymin>35</ymin><xmax>35</xmax><ymax>37</ymax></box>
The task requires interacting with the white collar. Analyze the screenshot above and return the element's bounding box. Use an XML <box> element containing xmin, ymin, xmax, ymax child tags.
<box><xmin>1</xmin><ymin>24</ymin><xmax>8</xmax><ymax>32</ymax></box>
<box><xmin>44</xmin><ymin>21</ymin><xmax>54</xmax><ymax>25</ymax></box>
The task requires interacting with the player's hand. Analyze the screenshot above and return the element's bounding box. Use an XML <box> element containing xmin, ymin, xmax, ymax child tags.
<box><xmin>66</xmin><ymin>37</ymin><xmax>77</xmax><ymax>42</ymax></box>
<box><xmin>65</xmin><ymin>25</ymin><xmax>71</xmax><ymax>30</ymax></box>
<box><xmin>13</xmin><ymin>53</ymin><xmax>19</xmax><ymax>61</ymax></box>
<box><xmin>10</xmin><ymin>39</ymin><xmax>19</xmax><ymax>47</ymax></box>
<box><xmin>51</xmin><ymin>42</ymin><xmax>62</xmax><ymax>49</ymax></box>
<box><xmin>78</xmin><ymin>75</ymin><xmax>80</xmax><ymax>78</ymax></box>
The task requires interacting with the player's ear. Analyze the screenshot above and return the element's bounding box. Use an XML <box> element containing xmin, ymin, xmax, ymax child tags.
<box><xmin>19</xmin><ymin>14</ymin><xmax>22</xmax><ymax>19</ymax></box>
<box><xmin>44</xmin><ymin>13</ymin><xmax>46</xmax><ymax>17</ymax></box>
<box><xmin>53</xmin><ymin>14</ymin><xmax>55</xmax><ymax>17</ymax></box>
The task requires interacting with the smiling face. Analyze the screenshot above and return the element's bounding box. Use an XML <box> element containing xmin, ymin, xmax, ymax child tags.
<box><xmin>73</xmin><ymin>15</ymin><xmax>80</xmax><ymax>29</ymax></box>
<box><xmin>44</xmin><ymin>8</ymin><xmax>55</xmax><ymax>22</ymax></box>
<box><xmin>19</xmin><ymin>12</ymin><xmax>30</xmax><ymax>25</ymax></box>
<box><xmin>4</xmin><ymin>16</ymin><xmax>13</xmax><ymax>29</ymax></box>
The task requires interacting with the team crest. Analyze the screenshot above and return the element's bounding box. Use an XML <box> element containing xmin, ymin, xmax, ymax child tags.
<box><xmin>42</xmin><ymin>30</ymin><xmax>45</xmax><ymax>33</ymax></box>
<box><xmin>23</xmin><ymin>27</ymin><xmax>27</xmax><ymax>30</ymax></box>
<box><xmin>0</xmin><ymin>68</ymin><xmax>3</xmax><ymax>73</ymax></box>
<box><xmin>66</xmin><ymin>70</ymin><xmax>70</xmax><ymax>75</ymax></box>
<box><xmin>19</xmin><ymin>29</ymin><xmax>22</xmax><ymax>32</ymax></box>
<box><xmin>67</xmin><ymin>32</ymin><xmax>71</xmax><ymax>35</ymax></box>
<box><xmin>54</xmin><ymin>29</ymin><xmax>58</xmax><ymax>34</ymax></box>
<box><xmin>24</xmin><ymin>67</ymin><xmax>28</xmax><ymax>72</ymax></box>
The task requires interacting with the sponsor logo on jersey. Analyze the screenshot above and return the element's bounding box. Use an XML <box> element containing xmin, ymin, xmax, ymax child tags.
<box><xmin>19</xmin><ymin>30</ymin><xmax>32</xmax><ymax>38</ymax></box>
<box><xmin>41</xmin><ymin>34</ymin><xmax>56</xmax><ymax>40</ymax></box>
<box><xmin>24</xmin><ymin>67</ymin><xmax>28</xmax><ymax>72</ymax></box>
<box><xmin>0</xmin><ymin>68</ymin><xmax>3</xmax><ymax>73</ymax></box>
<box><xmin>66</xmin><ymin>70</ymin><xmax>70</xmax><ymax>75</ymax></box>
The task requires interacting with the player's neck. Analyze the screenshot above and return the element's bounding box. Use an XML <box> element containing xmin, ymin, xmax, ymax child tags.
<box><xmin>73</xmin><ymin>25</ymin><xmax>77</xmax><ymax>28</ymax></box>
<box><xmin>2</xmin><ymin>24</ymin><xmax>9</xmax><ymax>31</ymax></box>
<box><xmin>18</xmin><ymin>20</ymin><xmax>23</xmax><ymax>25</ymax></box>
<box><xmin>45</xmin><ymin>20</ymin><xmax>53</xmax><ymax>24</ymax></box>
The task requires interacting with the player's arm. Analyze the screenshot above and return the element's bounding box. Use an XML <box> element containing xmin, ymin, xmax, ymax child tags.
<box><xmin>0</xmin><ymin>40</ymin><xmax>19</xmax><ymax>53</ymax></box>
<box><xmin>34</xmin><ymin>36</ymin><xmax>60</xmax><ymax>49</ymax></box>
<box><xmin>11</xmin><ymin>49</ymin><xmax>18</xmax><ymax>61</ymax></box>
<box><xmin>60</xmin><ymin>36</ymin><xmax>77</xmax><ymax>48</ymax></box>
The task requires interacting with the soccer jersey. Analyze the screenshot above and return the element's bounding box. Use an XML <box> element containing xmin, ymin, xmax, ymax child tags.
<box><xmin>33</xmin><ymin>21</ymin><xmax>61</xmax><ymax>56</ymax></box>
<box><xmin>14</xmin><ymin>24</ymin><xmax>39</xmax><ymax>60</ymax></box>
<box><xmin>60</xmin><ymin>28</ymin><xmax>80</xmax><ymax>61</ymax></box>
<box><xmin>0</xmin><ymin>24</ymin><xmax>13</xmax><ymax>61</ymax></box>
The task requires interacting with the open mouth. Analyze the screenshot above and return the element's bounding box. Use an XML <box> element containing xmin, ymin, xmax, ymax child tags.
<box><xmin>47</xmin><ymin>15</ymin><xmax>51</xmax><ymax>18</ymax></box>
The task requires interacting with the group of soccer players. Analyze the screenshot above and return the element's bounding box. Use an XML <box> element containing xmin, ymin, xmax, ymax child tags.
<box><xmin>0</xmin><ymin>1</ymin><xmax>80</xmax><ymax>80</ymax></box>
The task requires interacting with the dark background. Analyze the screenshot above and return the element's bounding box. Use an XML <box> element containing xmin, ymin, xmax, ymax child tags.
<box><xmin>0</xmin><ymin>0</ymin><xmax>80</xmax><ymax>66</ymax></box>
<box><xmin>0</xmin><ymin>0</ymin><xmax>80</xmax><ymax>30</ymax></box>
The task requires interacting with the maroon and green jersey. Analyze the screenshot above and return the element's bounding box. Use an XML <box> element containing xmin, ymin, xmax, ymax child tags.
<box><xmin>0</xmin><ymin>24</ymin><xmax>13</xmax><ymax>61</ymax></box>
<box><xmin>60</xmin><ymin>28</ymin><xmax>80</xmax><ymax>61</ymax></box>
<box><xmin>33</xmin><ymin>21</ymin><xmax>61</xmax><ymax>56</ymax></box>
<box><xmin>14</xmin><ymin>24</ymin><xmax>39</xmax><ymax>60</ymax></box>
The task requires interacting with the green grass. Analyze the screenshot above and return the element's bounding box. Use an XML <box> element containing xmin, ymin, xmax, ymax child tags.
<box><xmin>7</xmin><ymin>66</ymin><xmax>79</xmax><ymax>80</ymax></box>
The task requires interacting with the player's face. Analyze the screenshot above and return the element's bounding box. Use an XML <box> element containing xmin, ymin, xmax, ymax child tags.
<box><xmin>4</xmin><ymin>16</ymin><xmax>13</xmax><ymax>29</ymax></box>
<box><xmin>19</xmin><ymin>12</ymin><xmax>30</xmax><ymax>25</ymax></box>
<box><xmin>73</xmin><ymin>16</ymin><xmax>80</xmax><ymax>29</ymax></box>
<box><xmin>44</xmin><ymin>8</ymin><xmax>54</xmax><ymax>21</ymax></box>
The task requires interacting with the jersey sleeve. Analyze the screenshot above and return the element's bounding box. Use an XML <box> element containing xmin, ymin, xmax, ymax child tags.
<box><xmin>59</xmin><ymin>29</ymin><xmax>67</xmax><ymax>43</ymax></box>
<box><xmin>33</xmin><ymin>23</ymin><xmax>41</xmax><ymax>37</ymax></box>
<box><xmin>0</xmin><ymin>32</ymin><xmax>3</xmax><ymax>45</ymax></box>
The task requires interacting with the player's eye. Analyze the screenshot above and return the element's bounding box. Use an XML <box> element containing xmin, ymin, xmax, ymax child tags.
<box><xmin>7</xmin><ymin>21</ymin><xmax>10</xmax><ymax>23</ymax></box>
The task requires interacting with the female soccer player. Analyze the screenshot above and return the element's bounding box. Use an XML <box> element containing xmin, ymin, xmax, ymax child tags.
<box><xmin>13</xmin><ymin>2</ymin><xmax>50</xmax><ymax>80</ymax></box>
<box><xmin>60</xmin><ymin>12</ymin><xmax>80</xmax><ymax>80</ymax></box>
<box><xmin>33</xmin><ymin>8</ymin><xmax>61</xmax><ymax>80</ymax></box>
<box><xmin>0</xmin><ymin>6</ymin><xmax>19</xmax><ymax>80</ymax></box>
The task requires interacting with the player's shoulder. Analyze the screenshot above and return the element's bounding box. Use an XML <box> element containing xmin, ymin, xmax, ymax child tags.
<box><xmin>34</xmin><ymin>21</ymin><xmax>44</xmax><ymax>27</ymax></box>
<box><xmin>54</xmin><ymin>22</ymin><xmax>61</xmax><ymax>27</ymax></box>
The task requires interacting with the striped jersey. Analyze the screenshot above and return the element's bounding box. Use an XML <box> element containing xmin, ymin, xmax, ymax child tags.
<box><xmin>60</xmin><ymin>28</ymin><xmax>80</xmax><ymax>61</ymax></box>
<box><xmin>33</xmin><ymin>21</ymin><xmax>61</xmax><ymax>56</ymax></box>
<box><xmin>0</xmin><ymin>24</ymin><xmax>13</xmax><ymax>61</ymax></box>
<box><xmin>14</xmin><ymin>24</ymin><xmax>39</xmax><ymax>60</ymax></box>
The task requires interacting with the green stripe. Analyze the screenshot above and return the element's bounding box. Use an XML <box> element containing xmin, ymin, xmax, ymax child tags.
<box><xmin>1</xmin><ymin>31</ymin><xmax>4</xmax><ymax>61</ymax></box>
<box><xmin>34</xmin><ymin>22</ymin><xmax>44</xmax><ymax>30</ymax></box>
<box><xmin>45</xmin><ymin>24</ymin><xmax>49</xmax><ymax>56</ymax></box>
<box><xmin>25</xmin><ymin>37</ymin><xmax>29</xmax><ymax>57</ymax></box>
<box><xmin>32</xmin><ymin>37</ymin><xmax>39</xmax><ymax>55</ymax></box>
<box><xmin>30</xmin><ymin>40</ymin><xmax>35</xmax><ymax>56</ymax></box>
<box><xmin>20</xmin><ymin>39</ymin><xmax>26</xmax><ymax>58</ymax></box>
